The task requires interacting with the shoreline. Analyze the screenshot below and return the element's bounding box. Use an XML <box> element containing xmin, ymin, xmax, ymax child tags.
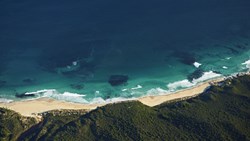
<box><xmin>0</xmin><ymin>97</ymin><xmax>103</xmax><ymax>117</ymax></box>
<box><xmin>138</xmin><ymin>79</ymin><xmax>214</xmax><ymax>106</ymax></box>
<box><xmin>2</xmin><ymin>70</ymin><xmax>250</xmax><ymax>117</ymax></box>
<box><xmin>0</xmin><ymin>76</ymin><xmax>227</xmax><ymax>117</ymax></box>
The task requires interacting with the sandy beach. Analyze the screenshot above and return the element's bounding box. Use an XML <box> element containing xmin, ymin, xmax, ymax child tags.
<box><xmin>0</xmin><ymin>77</ymin><xmax>224</xmax><ymax>117</ymax></box>
<box><xmin>0</xmin><ymin>98</ymin><xmax>103</xmax><ymax>117</ymax></box>
<box><xmin>138</xmin><ymin>82</ymin><xmax>211</xmax><ymax>107</ymax></box>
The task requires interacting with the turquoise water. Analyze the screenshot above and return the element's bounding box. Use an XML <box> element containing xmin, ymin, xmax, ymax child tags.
<box><xmin>0</xmin><ymin>0</ymin><xmax>250</xmax><ymax>103</ymax></box>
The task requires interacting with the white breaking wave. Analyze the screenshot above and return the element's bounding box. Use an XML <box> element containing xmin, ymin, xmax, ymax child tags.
<box><xmin>167</xmin><ymin>71</ymin><xmax>221</xmax><ymax>91</ymax></box>
<box><xmin>222</xmin><ymin>66</ymin><xmax>228</xmax><ymax>69</ymax></box>
<box><xmin>0</xmin><ymin>98</ymin><xmax>13</xmax><ymax>103</ymax></box>
<box><xmin>43</xmin><ymin>91</ymin><xmax>88</xmax><ymax>103</ymax></box>
<box><xmin>122</xmin><ymin>89</ymin><xmax>128</xmax><ymax>92</ymax></box>
<box><xmin>131</xmin><ymin>85</ymin><xmax>142</xmax><ymax>90</ymax></box>
<box><xmin>24</xmin><ymin>89</ymin><xmax>88</xmax><ymax>103</ymax></box>
<box><xmin>146</xmin><ymin>71</ymin><xmax>221</xmax><ymax>95</ymax></box>
<box><xmin>23</xmin><ymin>89</ymin><xmax>136</xmax><ymax>104</ymax></box>
<box><xmin>122</xmin><ymin>85</ymin><xmax>143</xmax><ymax>92</ymax></box>
<box><xmin>192</xmin><ymin>71</ymin><xmax>221</xmax><ymax>83</ymax></box>
<box><xmin>90</xmin><ymin>97</ymin><xmax>136</xmax><ymax>104</ymax></box>
<box><xmin>72</xmin><ymin>61</ymin><xmax>78</xmax><ymax>66</ymax></box>
<box><xmin>167</xmin><ymin>80</ymin><xmax>194</xmax><ymax>91</ymax></box>
<box><xmin>242</xmin><ymin>59</ymin><xmax>250</xmax><ymax>69</ymax></box>
<box><xmin>60</xmin><ymin>92</ymin><xmax>86</xmax><ymax>97</ymax></box>
<box><xmin>25</xmin><ymin>89</ymin><xmax>56</xmax><ymax>95</ymax></box>
<box><xmin>146</xmin><ymin>88</ymin><xmax>170</xmax><ymax>95</ymax></box>
<box><xmin>193</xmin><ymin>62</ymin><xmax>202</xmax><ymax>68</ymax></box>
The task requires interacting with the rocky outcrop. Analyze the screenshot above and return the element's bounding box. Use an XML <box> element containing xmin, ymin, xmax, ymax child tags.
<box><xmin>15</xmin><ymin>92</ymin><xmax>36</xmax><ymax>98</ymax></box>
<box><xmin>187</xmin><ymin>69</ymin><xmax>204</xmax><ymax>81</ymax></box>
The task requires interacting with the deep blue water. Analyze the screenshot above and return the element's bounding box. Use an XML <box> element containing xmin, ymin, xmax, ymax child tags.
<box><xmin>0</xmin><ymin>0</ymin><xmax>250</xmax><ymax>103</ymax></box>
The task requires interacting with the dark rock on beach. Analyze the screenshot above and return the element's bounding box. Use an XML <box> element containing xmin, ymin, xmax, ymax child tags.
<box><xmin>108</xmin><ymin>75</ymin><xmax>129</xmax><ymax>86</ymax></box>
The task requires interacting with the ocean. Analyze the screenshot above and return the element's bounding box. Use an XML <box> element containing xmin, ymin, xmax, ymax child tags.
<box><xmin>0</xmin><ymin>0</ymin><xmax>250</xmax><ymax>103</ymax></box>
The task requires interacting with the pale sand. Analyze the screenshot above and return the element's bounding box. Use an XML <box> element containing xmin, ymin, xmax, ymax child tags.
<box><xmin>0</xmin><ymin>98</ymin><xmax>104</xmax><ymax>117</ymax></box>
<box><xmin>0</xmin><ymin>77</ymin><xmax>224</xmax><ymax>117</ymax></box>
<box><xmin>138</xmin><ymin>82</ymin><xmax>210</xmax><ymax>107</ymax></box>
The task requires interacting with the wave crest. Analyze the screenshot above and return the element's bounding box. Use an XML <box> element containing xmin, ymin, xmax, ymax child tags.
<box><xmin>242</xmin><ymin>59</ymin><xmax>250</xmax><ymax>69</ymax></box>
<box><xmin>0</xmin><ymin>98</ymin><xmax>13</xmax><ymax>103</ymax></box>
<box><xmin>167</xmin><ymin>71</ymin><xmax>221</xmax><ymax>91</ymax></box>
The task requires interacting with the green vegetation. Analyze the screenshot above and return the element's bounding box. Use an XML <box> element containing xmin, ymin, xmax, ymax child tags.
<box><xmin>1</xmin><ymin>75</ymin><xmax>250</xmax><ymax>141</ymax></box>
<box><xmin>0</xmin><ymin>108</ymin><xmax>37</xmax><ymax>141</ymax></box>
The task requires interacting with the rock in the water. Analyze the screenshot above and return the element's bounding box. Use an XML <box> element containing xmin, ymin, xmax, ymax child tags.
<box><xmin>15</xmin><ymin>92</ymin><xmax>36</xmax><ymax>98</ymax></box>
<box><xmin>108</xmin><ymin>75</ymin><xmax>129</xmax><ymax>86</ymax></box>
<box><xmin>213</xmin><ymin>70</ymin><xmax>221</xmax><ymax>74</ymax></box>
<box><xmin>187</xmin><ymin>69</ymin><xmax>204</xmax><ymax>82</ymax></box>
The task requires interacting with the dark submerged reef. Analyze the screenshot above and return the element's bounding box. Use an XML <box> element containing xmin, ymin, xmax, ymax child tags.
<box><xmin>187</xmin><ymin>69</ymin><xmax>204</xmax><ymax>81</ymax></box>
<box><xmin>173</xmin><ymin>51</ymin><xmax>197</xmax><ymax>66</ymax></box>
<box><xmin>70</xmin><ymin>83</ymin><xmax>85</xmax><ymax>90</ymax></box>
<box><xmin>0</xmin><ymin>81</ymin><xmax>7</xmax><ymax>88</ymax></box>
<box><xmin>108</xmin><ymin>75</ymin><xmax>129</xmax><ymax>86</ymax></box>
<box><xmin>1</xmin><ymin>74</ymin><xmax>250</xmax><ymax>141</ymax></box>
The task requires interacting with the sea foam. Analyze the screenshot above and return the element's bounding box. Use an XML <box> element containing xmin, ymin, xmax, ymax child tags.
<box><xmin>222</xmin><ymin>66</ymin><xmax>228</xmax><ymax>69</ymax></box>
<box><xmin>167</xmin><ymin>71</ymin><xmax>221</xmax><ymax>91</ymax></box>
<box><xmin>24</xmin><ymin>89</ymin><xmax>88</xmax><ymax>103</ymax></box>
<box><xmin>131</xmin><ymin>85</ymin><xmax>142</xmax><ymax>90</ymax></box>
<box><xmin>193</xmin><ymin>62</ymin><xmax>202</xmax><ymax>68</ymax></box>
<box><xmin>25</xmin><ymin>89</ymin><xmax>55</xmax><ymax>95</ymax></box>
<box><xmin>90</xmin><ymin>97</ymin><xmax>136</xmax><ymax>104</ymax></box>
<box><xmin>23</xmin><ymin>89</ymin><xmax>137</xmax><ymax>104</ymax></box>
<box><xmin>44</xmin><ymin>91</ymin><xmax>88</xmax><ymax>103</ymax></box>
<box><xmin>146</xmin><ymin>88</ymin><xmax>170</xmax><ymax>96</ymax></box>
<box><xmin>192</xmin><ymin>71</ymin><xmax>221</xmax><ymax>83</ymax></box>
<box><xmin>0</xmin><ymin>98</ymin><xmax>13</xmax><ymax>103</ymax></box>
<box><xmin>167</xmin><ymin>80</ymin><xmax>194</xmax><ymax>91</ymax></box>
<box><xmin>242</xmin><ymin>59</ymin><xmax>250</xmax><ymax>69</ymax></box>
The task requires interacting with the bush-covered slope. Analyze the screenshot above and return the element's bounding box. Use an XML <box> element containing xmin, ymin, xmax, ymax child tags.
<box><xmin>1</xmin><ymin>75</ymin><xmax>250</xmax><ymax>141</ymax></box>
<box><xmin>0</xmin><ymin>108</ymin><xmax>37</xmax><ymax>141</ymax></box>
